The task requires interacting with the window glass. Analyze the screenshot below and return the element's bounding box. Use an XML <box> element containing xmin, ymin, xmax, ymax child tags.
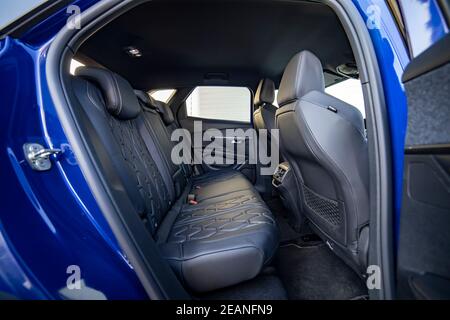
<box><xmin>325</xmin><ymin>79</ymin><xmax>365</xmax><ymax>118</ymax></box>
<box><xmin>0</xmin><ymin>0</ymin><xmax>47</xmax><ymax>31</ymax></box>
<box><xmin>149</xmin><ymin>89</ymin><xmax>176</xmax><ymax>103</ymax></box>
<box><xmin>186</xmin><ymin>86</ymin><xmax>251</xmax><ymax>122</ymax></box>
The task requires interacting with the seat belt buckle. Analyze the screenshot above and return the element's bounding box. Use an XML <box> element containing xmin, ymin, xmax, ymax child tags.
<box><xmin>187</xmin><ymin>193</ymin><xmax>198</xmax><ymax>205</ymax></box>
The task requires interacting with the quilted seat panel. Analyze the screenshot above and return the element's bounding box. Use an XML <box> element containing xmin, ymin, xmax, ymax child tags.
<box><xmin>169</xmin><ymin>206</ymin><xmax>275</xmax><ymax>243</ymax></box>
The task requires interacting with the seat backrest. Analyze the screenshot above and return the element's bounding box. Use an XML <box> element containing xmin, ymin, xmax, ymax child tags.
<box><xmin>135</xmin><ymin>90</ymin><xmax>191</xmax><ymax>197</ymax></box>
<box><xmin>73</xmin><ymin>67</ymin><xmax>174</xmax><ymax>236</ymax></box>
<box><xmin>275</xmin><ymin>51</ymin><xmax>369</xmax><ymax>269</ymax></box>
<box><xmin>253</xmin><ymin>78</ymin><xmax>280</xmax><ymax>166</ymax></box>
<box><xmin>253</xmin><ymin>78</ymin><xmax>277</xmax><ymax>133</ymax></box>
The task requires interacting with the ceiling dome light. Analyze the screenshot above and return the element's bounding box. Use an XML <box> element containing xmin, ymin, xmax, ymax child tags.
<box><xmin>124</xmin><ymin>46</ymin><xmax>142</xmax><ymax>58</ymax></box>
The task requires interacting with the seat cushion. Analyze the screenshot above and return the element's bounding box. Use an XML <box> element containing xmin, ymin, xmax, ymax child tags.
<box><xmin>159</xmin><ymin>188</ymin><xmax>278</xmax><ymax>292</ymax></box>
<box><xmin>191</xmin><ymin>170</ymin><xmax>254</xmax><ymax>201</ymax></box>
<box><xmin>191</xmin><ymin>169</ymin><xmax>242</xmax><ymax>185</ymax></box>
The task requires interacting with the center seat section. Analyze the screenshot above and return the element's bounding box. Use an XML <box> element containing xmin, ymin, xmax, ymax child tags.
<box><xmin>134</xmin><ymin>90</ymin><xmax>256</xmax><ymax>202</ymax></box>
<box><xmin>72</xmin><ymin>67</ymin><xmax>279</xmax><ymax>293</ymax></box>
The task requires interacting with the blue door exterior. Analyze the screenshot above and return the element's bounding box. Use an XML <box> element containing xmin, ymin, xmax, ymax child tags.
<box><xmin>0</xmin><ymin>0</ymin><xmax>447</xmax><ymax>299</ymax></box>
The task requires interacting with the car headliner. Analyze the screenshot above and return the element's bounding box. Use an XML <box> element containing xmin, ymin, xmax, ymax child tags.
<box><xmin>78</xmin><ymin>0</ymin><xmax>355</xmax><ymax>90</ymax></box>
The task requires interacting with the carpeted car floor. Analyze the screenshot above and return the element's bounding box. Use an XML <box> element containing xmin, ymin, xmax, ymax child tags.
<box><xmin>275</xmin><ymin>242</ymin><xmax>367</xmax><ymax>300</ymax></box>
<box><xmin>200</xmin><ymin>196</ymin><xmax>367</xmax><ymax>300</ymax></box>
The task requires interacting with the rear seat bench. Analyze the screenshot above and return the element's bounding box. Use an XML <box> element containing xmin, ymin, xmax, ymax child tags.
<box><xmin>72</xmin><ymin>67</ymin><xmax>279</xmax><ymax>292</ymax></box>
<box><xmin>134</xmin><ymin>89</ymin><xmax>255</xmax><ymax>202</ymax></box>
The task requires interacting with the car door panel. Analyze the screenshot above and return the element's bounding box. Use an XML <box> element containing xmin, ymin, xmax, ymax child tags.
<box><xmin>398</xmin><ymin>33</ymin><xmax>450</xmax><ymax>299</ymax></box>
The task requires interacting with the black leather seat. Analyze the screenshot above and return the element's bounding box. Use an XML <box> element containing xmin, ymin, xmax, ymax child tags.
<box><xmin>135</xmin><ymin>90</ymin><xmax>257</xmax><ymax>202</ymax></box>
<box><xmin>253</xmin><ymin>78</ymin><xmax>277</xmax><ymax>134</ymax></box>
<box><xmin>72</xmin><ymin>67</ymin><xmax>279</xmax><ymax>292</ymax></box>
<box><xmin>275</xmin><ymin>51</ymin><xmax>369</xmax><ymax>272</ymax></box>
<box><xmin>253</xmin><ymin>78</ymin><xmax>281</xmax><ymax>191</ymax></box>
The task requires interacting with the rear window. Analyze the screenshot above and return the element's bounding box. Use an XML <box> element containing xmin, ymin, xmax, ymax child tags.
<box><xmin>186</xmin><ymin>86</ymin><xmax>251</xmax><ymax>122</ymax></box>
<box><xmin>149</xmin><ymin>89</ymin><xmax>176</xmax><ymax>103</ymax></box>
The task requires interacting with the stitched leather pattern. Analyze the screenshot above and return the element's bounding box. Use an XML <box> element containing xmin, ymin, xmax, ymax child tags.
<box><xmin>177</xmin><ymin>193</ymin><xmax>264</xmax><ymax>223</ymax></box>
<box><xmin>180</xmin><ymin>193</ymin><xmax>263</xmax><ymax>217</ymax></box>
<box><xmin>108</xmin><ymin>116</ymin><xmax>171</xmax><ymax>233</ymax></box>
<box><xmin>167</xmin><ymin>207</ymin><xmax>275</xmax><ymax>243</ymax></box>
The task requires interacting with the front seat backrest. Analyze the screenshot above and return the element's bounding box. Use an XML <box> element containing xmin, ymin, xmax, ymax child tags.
<box><xmin>253</xmin><ymin>78</ymin><xmax>277</xmax><ymax>133</ymax></box>
<box><xmin>275</xmin><ymin>51</ymin><xmax>369</xmax><ymax>272</ymax></box>
<box><xmin>253</xmin><ymin>79</ymin><xmax>280</xmax><ymax>193</ymax></box>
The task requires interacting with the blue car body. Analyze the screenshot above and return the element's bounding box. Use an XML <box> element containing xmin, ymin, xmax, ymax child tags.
<box><xmin>0</xmin><ymin>0</ymin><xmax>447</xmax><ymax>299</ymax></box>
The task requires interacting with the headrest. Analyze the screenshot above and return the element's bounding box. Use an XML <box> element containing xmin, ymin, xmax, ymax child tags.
<box><xmin>277</xmin><ymin>50</ymin><xmax>325</xmax><ymax>107</ymax></box>
<box><xmin>134</xmin><ymin>90</ymin><xmax>175</xmax><ymax>125</ymax></box>
<box><xmin>134</xmin><ymin>90</ymin><xmax>152</xmax><ymax>106</ymax></box>
<box><xmin>75</xmin><ymin>67</ymin><xmax>141</xmax><ymax>120</ymax></box>
<box><xmin>254</xmin><ymin>78</ymin><xmax>275</xmax><ymax>106</ymax></box>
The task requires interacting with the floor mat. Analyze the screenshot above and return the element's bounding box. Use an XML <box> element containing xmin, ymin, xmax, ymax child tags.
<box><xmin>197</xmin><ymin>268</ymin><xmax>288</xmax><ymax>300</ymax></box>
<box><xmin>275</xmin><ymin>243</ymin><xmax>367</xmax><ymax>300</ymax></box>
